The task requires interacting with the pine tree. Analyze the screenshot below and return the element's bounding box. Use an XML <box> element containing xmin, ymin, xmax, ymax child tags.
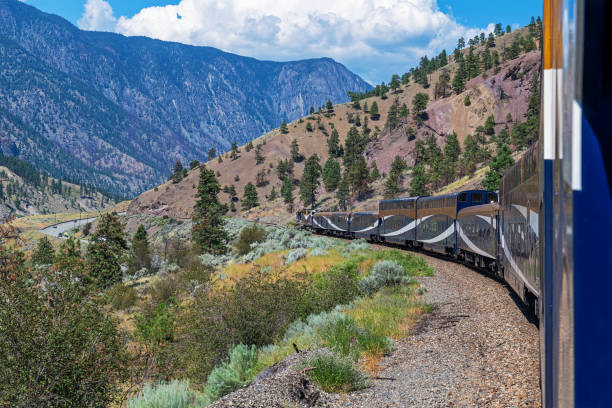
<box><xmin>485</xmin><ymin>115</ymin><xmax>496</xmax><ymax>136</ymax></box>
<box><xmin>348</xmin><ymin>157</ymin><xmax>371</xmax><ymax>199</ymax></box>
<box><xmin>230</xmin><ymin>142</ymin><xmax>240</xmax><ymax>160</ymax></box>
<box><xmin>369</xmin><ymin>101</ymin><xmax>380</xmax><ymax>120</ymax></box>
<box><xmin>128</xmin><ymin>224</ymin><xmax>151</xmax><ymax>273</ymax></box>
<box><xmin>453</xmin><ymin>66</ymin><xmax>466</xmax><ymax>94</ymax></box>
<box><xmin>400</xmin><ymin>104</ymin><xmax>409</xmax><ymax>118</ymax></box>
<box><xmin>281</xmin><ymin>177</ymin><xmax>295</xmax><ymax>210</ymax></box>
<box><xmin>280</xmin><ymin>120</ymin><xmax>289</xmax><ymax>134</ymax></box>
<box><xmin>241</xmin><ymin>182</ymin><xmax>259</xmax><ymax>210</ymax></box>
<box><xmin>327</xmin><ymin>129</ymin><xmax>343</xmax><ymax>157</ymax></box>
<box><xmin>343</xmin><ymin>127</ymin><xmax>366</xmax><ymax>170</ymax></box>
<box><xmin>299</xmin><ymin>154</ymin><xmax>322</xmax><ymax>207</ymax></box>
<box><xmin>390</xmin><ymin>74</ymin><xmax>401</xmax><ymax>93</ymax></box>
<box><xmin>409</xmin><ymin>165</ymin><xmax>429</xmax><ymax>196</ymax></box>
<box><xmin>305</xmin><ymin>122</ymin><xmax>314</xmax><ymax>132</ymax></box>
<box><xmin>390</xmin><ymin>155</ymin><xmax>409</xmax><ymax>180</ymax></box>
<box><xmin>484</xmin><ymin>143</ymin><xmax>514</xmax><ymax>191</ymax></box>
<box><xmin>245</xmin><ymin>141</ymin><xmax>254</xmax><ymax>152</ymax></box>
<box><xmin>309</xmin><ymin>106</ymin><xmax>315</xmax><ymax>114</ymax></box>
<box><xmin>384</xmin><ymin>171</ymin><xmax>402</xmax><ymax>199</ymax></box>
<box><xmin>370</xmin><ymin>161</ymin><xmax>381</xmax><ymax>180</ymax></box>
<box><xmin>290</xmin><ymin>139</ymin><xmax>302</xmax><ymax>162</ymax></box>
<box><xmin>189</xmin><ymin>160</ymin><xmax>200</xmax><ymax>170</ymax></box>
<box><xmin>335</xmin><ymin>178</ymin><xmax>350</xmax><ymax>210</ymax></box>
<box><xmin>434</xmin><ymin>69</ymin><xmax>451</xmax><ymax>99</ymax></box>
<box><xmin>385</xmin><ymin>98</ymin><xmax>400</xmax><ymax>130</ymax></box>
<box><xmin>86</xmin><ymin>212</ymin><xmax>127</xmax><ymax>288</ymax></box>
<box><xmin>208</xmin><ymin>148</ymin><xmax>216</xmax><ymax>160</ymax></box>
<box><xmin>464</xmin><ymin>94</ymin><xmax>471</xmax><ymax>106</ymax></box>
<box><xmin>255</xmin><ymin>169</ymin><xmax>267</xmax><ymax>187</ymax></box>
<box><xmin>32</xmin><ymin>236</ymin><xmax>55</xmax><ymax>265</ymax></box>
<box><xmin>267</xmin><ymin>186</ymin><xmax>278</xmax><ymax>201</ymax></box>
<box><xmin>192</xmin><ymin>166</ymin><xmax>229</xmax><ymax>255</ymax></box>
<box><xmin>255</xmin><ymin>144</ymin><xmax>265</xmax><ymax>165</ymax></box>
<box><xmin>401</xmin><ymin>72</ymin><xmax>411</xmax><ymax>85</ymax></box>
<box><xmin>172</xmin><ymin>161</ymin><xmax>184</xmax><ymax>183</ymax></box>
<box><xmin>326</xmin><ymin>100</ymin><xmax>334</xmax><ymax>113</ymax></box>
<box><xmin>412</xmin><ymin>93</ymin><xmax>429</xmax><ymax>127</ymax></box>
<box><xmin>457</xmin><ymin>37</ymin><xmax>466</xmax><ymax>49</ymax></box>
<box><xmin>444</xmin><ymin>132</ymin><xmax>462</xmax><ymax>162</ymax></box>
<box><xmin>322</xmin><ymin>158</ymin><xmax>341</xmax><ymax>192</ymax></box>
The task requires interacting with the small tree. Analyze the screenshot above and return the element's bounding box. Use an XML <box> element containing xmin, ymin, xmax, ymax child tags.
<box><xmin>390</xmin><ymin>74</ymin><xmax>401</xmax><ymax>93</ymax></box>
<box><xmin>444</xmin><ymin>132</ymin><xmax>462</xmax><ymax>163</ymax></box>
<box><xmin>484</xmin><ymin>143</ymin><xmax>515</xmax><ymax>191</ymax></box>
<box><xmin>370</xmin><ymin>161</ymin><xmax>381</xmax><ymax>180</ymax></box>
<box><xmin>189</xmin><ymin>160</ymin><xmax>200</xmax><ymax>170</ymax></box>
<box><xmin>327</xmin><ymin>129</ymin><xmax>343</xmax><ymax>158</ymax></box>
<box><xmin>464</xmin><ymin>94</ymin><xmax>471</xmax><ymax>106</ymax></box>
<box><xmin>409</xmin><ymin>165</ymin><xmax>429</xmax><ymax>196</ymax></box>
<box><xmin>245</xmin><ymin>141</ymin><xmax>254</xmax><ymax>152</ymax></box>
<box><xmin>171</xmin><ymin>160</ymin><xmax>184</xmax><ymax>183</ymax></box>
<box><xmin>369</xmin><ymin>101</ymin><xmax>380</xmax><ymax>120</ymax></box>
<box><xmin>400</xmin><ymin>103</ymin><xmax>409</xmax><ymax>118</ymax></box>
<box><xmin>305</xmin><ymin>122</ymin><xmax>314</xmax><ymax>132</ymax></box>
<box><xmin>208</xmin><ymin>148</ymin><xmax>217</xmax><ymax>160</ymax></box>
<box><xmin>255</xmin><ymin>169</ymin><xmax>268</xmax><ymax>187</ymax></box>
<box><xmin>267</xmin><ymin>186</ymin><xmax>278</xmax><ymax>201</ymax></box>
<box><xmin>390</xmin><ymin>155</ymin><xmax>409</xmax><ymax>180</ymax></box>
<box><xmin>255</xmin><ymin>144</ymin><xmax>265</xmax><ymax>165</ymax></box>
<box><xmin>412</xmin><ymin>93</ymin><xmax>429</xmax><ymax>127</ymax></box>
<box><xmin>348</xmin><ymin>157</ymin><xmax>371</xmax><ymax>199</ymax></box>
<box><xmin>241</xmin><ymin>183</ymin><xmax>259</xmax><ymax>210</ymax></box>
<box><xmin>326</xmin><ymin>100</ymin><xmax>334</xmax><ymax>113</ymax></box>
<box><xmin>192</xmin><ymin>166</ymin><xmax>229</xmax><ymax>255</ymax></box>
<box><xmin>280</xmin><ymin>120</ymin><xmax>289</xmax><ymax>134</ymax></box>
<box><xmin>281</xmin><ymin>177</ymin><xmax>295</xmax><ymax>210</ymax></box>
<box><xmin>32</xmin><ymin>236</ymin><xmax>55</xmax><ymax>265</ymax></box>
<box><xmin>128</xmin><ymin>224</ymin><xmax>152</xmax><ymax>273</ymax></box>
<box><xmin>299</xmin><ymin>154</ymin><xmax>322</xmax><ymax>207</ymax></box>
<box><xmin>230</xmin><ymin>142</ymin><xmax>240</xmax><ymax>160</ymax></box>
<box><xmin>322</xmin><ymin>158</ymin><xmax>341</xmax><ymax>192</ymax></box>
<box><xmin>336</xmin><ymin>178</ymin><xmax>350</xmax><ymax>211</ymax></box>
<box><xmin>485</xmin><ymin>115</ymin><xmax>495</xmax><ymax>136</ymax></box>
<box><xmin>384</xmin><ymin>171</ymin><xmax>402</xmax><ymax>199</ymax></box>
<box><xmin>86</xmin><ymin>212</ymin><xmax>127</xmax><ymax>288</ymax></box>
<box><xmin>290</xmin><ymin>139</ymin><xmax>302</xmax><ymax>162</ymax></box>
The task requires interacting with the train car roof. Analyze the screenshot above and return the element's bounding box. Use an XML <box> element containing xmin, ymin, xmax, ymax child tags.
<box><xmin>379</xmin><ymin>196</ymin><xmax>421</xmax><ymax>204</ymax></box>
<box><xmin>314</xmin><ymin>211</ymin><xmax>349</xmax><ymax>217</ymax></box>
<box><xmin>418</xmin><ymin>189</ymin><xmax>496</xmax><ymax>201</ymax></box>
<box><xmin>351</xmin><ymin>211</ymin><xmax>378</xmax><ymax>216</ymax></box>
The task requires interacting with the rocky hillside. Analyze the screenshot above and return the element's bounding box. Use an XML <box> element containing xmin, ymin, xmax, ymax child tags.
<box><xmin>0</xmin><ymin>0</ymin><xmax>371</xmax><ymax>196</ymax></box>
<box><xmin>129</xmin><ymin>25</ymin><xmax>541</xmax><ymax>222</ymax></box>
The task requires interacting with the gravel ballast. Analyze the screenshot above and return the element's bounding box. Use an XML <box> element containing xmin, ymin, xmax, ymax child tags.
<box><xmin>209</xmin><ymin>251</ymin><xmax>542</xmax><ymax>407</ymax></box>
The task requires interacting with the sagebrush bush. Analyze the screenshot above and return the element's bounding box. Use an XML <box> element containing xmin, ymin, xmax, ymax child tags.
<box><xmin>106</xmin><ymin>282</ymin><xmax>138</xmax><ymax>310</ymax></box>
<box><xmin>127</xmin><ymin>380</ymin><xmax>195</xmax><ymax>408</ymax></box>
<box><xmin>303</xmin><ymin>351</ymin><xmax>369</xmax><ymax>393</ymax></box>
<box><xmin>149</xmin><ymin>274</ymin><xmax>179</xmax><ymax>306</ymax></box>
<box><xmin>234</xmin><ymin>224</ymin><xmax>267</xmax><ymax>255</ymax></box>
<box><xmin>284</xmin><ymin>248</ymin><xmax>308</xmax><ymax>264</ymax></box>
<box><xmin>202</xmin><ymin>344</ymin><xmax>258</xmax><ymax>403</ymax></box>
<box><xmin>319</xmin><ymin>315</ymin><xmax>394</xmax><ymax>358</ymax></box>
<box><xmin>359</xmin><ymin>260</ymin><xmax>414</xmax><ymax>296</ymax></box>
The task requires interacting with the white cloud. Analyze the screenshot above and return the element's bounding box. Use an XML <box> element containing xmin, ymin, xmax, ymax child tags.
<box><xmin>78</xmin><ymin>0</ymin><xmax>117</xmax><ymax>32</ymax></box>
<box><xmin>78</xmin><ymin>0</ymin><xmax>494</xmax><ymax>83</ymax></box>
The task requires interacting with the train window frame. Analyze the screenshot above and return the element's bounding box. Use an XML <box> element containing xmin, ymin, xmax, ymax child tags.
<box><xmin>458</xmin><ymin>193</ymin><xmax>467</xmax><ymax>203</ymax></box>
<box><xmin>487</xmin><ymin>192</ymin><xmax>497</xmax><ymax>203</ymax></box>
<box><xmin>472</xmin><ymin>192</ymin><xmax>483</xmax><ymax>203</ymax></box>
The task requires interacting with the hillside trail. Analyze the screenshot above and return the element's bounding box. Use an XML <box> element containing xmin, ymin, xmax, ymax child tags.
<box><xmin>210</xmin><ymin>247</ymin><xmax>541</xmax><ymax>408</ymax></box>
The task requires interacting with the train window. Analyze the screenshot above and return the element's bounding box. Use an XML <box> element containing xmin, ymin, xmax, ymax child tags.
<box><xmin>487</xmin><ymin>193</ymin><xmax>497</xmax><ymax>203</ymax></box>
<box><xmin>458</xmin><ymin>193</ymin><xmax>467</xmax><ymax>202</ymax></box>
<box><xmin>472</xmin><ymin>193</ymin><xmax>483</xmax><ymax>202</ymax></box>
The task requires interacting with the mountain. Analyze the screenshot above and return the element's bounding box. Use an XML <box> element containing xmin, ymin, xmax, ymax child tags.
<box><xmin>0</xmin><ymin>0</ymin><xmax>371</xmax><ymax>196</ymax></box>
<box><xmin>128</xmin><ymin>25</ymin><xmax>541</xmax><ymax>223</ymax></box>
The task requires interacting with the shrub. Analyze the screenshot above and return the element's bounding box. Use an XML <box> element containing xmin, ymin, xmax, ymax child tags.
<box><xmin>303</xmin><ymin>351</ymin><xmax>369</xmax><ymax>393</ymax></box>
<box><xmin>359</xmin><ymin>260</ymin><xmax>413</xmax><ymax>296</ymax></box>
<box><xmin>149</xmin><ymin>274</ymin><xmax>179</xmax><ymax>306</ymax></box>
<box><xmin>127</xmin><ymin>380</ymin><xmax>195</xmax><ymax>408</ymax></box>
<box><xmin>234</xmin><ymin>224</ymin><xmax>267</xmax><ymax>255</ymax></box>
<box><xmin>107</xmin><ymin>282</ymin><xmax>138</xmax><ymax>310</ymax></box>
<box><xmin>284</xmin><ymin>248</ymin><xmax>308</xmax><ymax>264</ymax></box>
<box><xmin>136</xmin><ymin>302</ymin><xmax>175</xmax><ymax>346</ymax></box>
<box><xmin>319</xmin><ymin>315</ymin><xmax>394</xmax><ymax>358</ymax></box>
<box><xmin>202</xmin><ymin>344</ymin><xmax>258</xmax><ymax>403</ymax></box>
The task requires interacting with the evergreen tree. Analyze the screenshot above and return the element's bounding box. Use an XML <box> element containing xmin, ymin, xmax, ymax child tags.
<box><xmin>413</xmin><ymin>139</ymin><xmax>426</xmax><ymax>165</ymax></box>
<box><xmin>385</xmin><ymin>98</ymin><xmax>400</xmax><ymax>130</ymax></box>
<box><xmin>322</xmin><ymin>158</ymin><xmax>341</xmax><ymax>192</ymax></box>
<box><xmin>326</xmin><ymin>100</ymin><xmax>334</xmax><ymax>113</ymax></box>
<box><xmin>409</xmin><ymin>165</ymin><xmax>429</xmax><ymax>196</ymax></box>
<box><xmin>494</xmin><ymin>23</ymin><xmax>503</xmax><ymax>36</ymax></box>
<box><xmin>255</xmin><ymin>169</ymin><xmax>268</xmax><ymax>187</ymax></box>
<box><xmin>369</xmin><ymin>101</ymin><xmax>380</xmax><ymax>120</ymax></box>
<box><xmin>354</xmin><ymin>114</ymin><xmax>362</xmax><ymax>127</ymax></box>
<box><xmin>309</xmin><ymin>106</ymin><xmax>315</xmax><ymax>114</ymax></box>
<box><xmin>348</xmin><ymin>157</ymin><xmax>371</xmax><ymax>199</ymax></box>
<box><xmin>401</xmin><ymin>72</ymin><xmax>411</xmax><ymax>85</ymax></box>
<box><xmin>172</xmin><ymin>161</ymin><xmax>184</xmax><ymax>183</ymax></box>
<box><xmin>343</xmin><ymin>127</ymin><xmax>366</xmax><ymax>170</ymax></box>
<box><xmin>390</xmin><ymin>155</ymin><xmax>409</xmax><ymax>180</ymax></box>
<box><xmin>412</xmin><ymin>93</ymin><xmax>429</xmax><ymax>127</ymax></box>
<box><xmin>453</xmin><ymin>66</ymin><xmax>466</xmax><ymax>94</ymax></box>
<box><xmin>464</xmin><ymin>94</ymin><xmax>471</xmax><ymax>106</ymax></box>
<box><xmin>128</xmin><ymin>224</ymin><xmax>151</xmax><ymax>273</ymax></box>
<box><xmin>485</xmin><ymin>115</ymin><xmax>496</xmax><ymax>136</ymax></box>
<box><xmin>241</xmin><ymin>182</ymin><xmax>259</xmax><ymax>210</ymax></box>
<box><xmin>32</xmin><ymin>236</ymin><xmax>55</xmax><ymax>265</ymax></box>
<box><xmin>327</xmin><ymin>129</ymin><xmax>343</xmax><ymax>157</ymax></box>
<box><xmin>389</xmin><ymin>74</ymin><xmax>401</xmax><ymax>93</ymax></box>
<box><xmin>230</xmin><ymin>142</ymin><xmax>240</xmax><ymax>160</ymax></box>
<box><xmin>370</xmin><ymin>161</ymin><xmax>381</xmax><ymax>180</ymax></box>
<box><xmin>457</xmin><ymin>37</ymin><xmax>465</xmax><ymax>49</ymax></box>
<box><xmin>281</xmin><ymin>177</ymin><xmax>295</xmax><ymax>210</ymax></box>
<box><xmin>434</xmin><ymin>69</ymin><xmax>451</xmax><ymax>99</ymax></box>
<box><xmin>484</xmin><ymin>143</ymin><xmax>514</xmax><ymax>190</ymax></box>
<box><xmin>299</xmin><ymin>154</ymin><xmax>322</xmax><ymax>207</ymax></box>
<box><xmin>280</xmin><ymin>120</ymin><xmax>289</xmax><ymax>134</ymax></box>
<box><xmin>54</xmin><ymin>236</ymin><xmax>83</xmax><ymax>276</ymax></box>
<box><xmin>189</xmin><ymin>160</ymin><xmax>200</xmax><ymax>170</ymax></box>
<box><xmin>306</xmin><ymin>122</ymin><xmax>314</xmax><ymax>132</ymax></box>
<box><xmin>335</xmin><ymin>178</ymin><xmax>350</xmax><ymax>210</ymax></box>
<box><xmin>208</xmin><ymin>148</ymin><xmax>216</xmax><ymax>160</ymax></box>
<box><xmin>444</xmin><ymin>132</ymin><xmax>462</xmax><ymax>162</ymax></box>
<box><xmin>290</xmin><ymin>139</ymin><xmax>302</xmax><ymax>162</ymax></box>
<box><xmin>384</xmin><ymin>171</ymin><xmax>402</xmax><ymax>199</ymax></box>
<box><xmin>255</xmin><ymin>144</ymin><xmax>265</xmax><ymax>165</ymax></box>
<box><xmin>400</xmin><ymin>104</ymin><xmax>409</xmax><ymax>118</ymax></box>
<box><xmin>267</xmin><ymin>186</ymin><xmax>278</xmax><ymax>201</ymax></box>
<box><xmin>245</xmin><ymin>141</ymin><xmax>254</xmax><ymax>152</ymax></box>
<box><xmin>86</xmin><ymin>212</ymin><xmax>127</xmax><ymax>288</ymax></box>
<box><xmin>506</xmin><ymin>25</ymin><xmax>511</xmax><ymax>34</ymax></box>
<box><xmin>192</xmin><ymin>166</ymin><xmax>229</xmax><ymax>254</ymax></box>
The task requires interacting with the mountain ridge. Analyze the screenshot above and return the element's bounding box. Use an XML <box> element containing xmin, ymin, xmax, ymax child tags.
<box><xmin>0</xmin><ymin>0</ymin><xmax>371</xmax><ymax>196</ymax></box>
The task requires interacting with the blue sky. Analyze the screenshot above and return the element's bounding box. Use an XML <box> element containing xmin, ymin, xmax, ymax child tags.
<box><xmin>23</xmin><ymin>0</ymin><xmax>542</xmax><ymax>84</ymax></box>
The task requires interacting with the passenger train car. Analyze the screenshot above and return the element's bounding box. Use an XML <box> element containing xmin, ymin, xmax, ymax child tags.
<box><xmin>298</xmin><ymin>1</ymin><xmax>611</xmax><ymax>405</ymax></box>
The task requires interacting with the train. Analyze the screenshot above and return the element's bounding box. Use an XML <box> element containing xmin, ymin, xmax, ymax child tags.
<box><xmin>297</xmin><ymin>0</ymin><xmax>612</xmax><ymax>406</ymax></box>
<box><xmin>297</xmin><ymin>149</ymin><xmax>539</xmax><ymax>315</ymax></box>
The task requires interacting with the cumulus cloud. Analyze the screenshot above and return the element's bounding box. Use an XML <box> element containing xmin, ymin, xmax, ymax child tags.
<box><xmin>78</xmin><ymin>0</ymin><xmax>494</xmax><ymax>83</ymax></box>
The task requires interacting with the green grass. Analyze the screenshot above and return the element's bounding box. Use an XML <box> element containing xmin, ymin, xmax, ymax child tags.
<box><xmin>302</xmin><ymin>351</ymin><xmax>369</xmax><ymax>393</ymax></box>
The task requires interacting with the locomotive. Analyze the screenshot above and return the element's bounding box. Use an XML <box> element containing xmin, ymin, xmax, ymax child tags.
<box><xmin>297</xmin><ymin>0</ymin><xmax>612</xmax><ymax>405</ymax></box>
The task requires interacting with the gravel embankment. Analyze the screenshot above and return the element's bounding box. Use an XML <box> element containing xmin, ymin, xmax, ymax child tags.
<box><xmin>210</xmin><ymin>251</ymin><xmax>541</xmax><ymax>408</ymax></box>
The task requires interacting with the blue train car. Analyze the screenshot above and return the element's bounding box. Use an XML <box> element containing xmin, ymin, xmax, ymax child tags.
<box><xmin>456</xmin><ymin>202</ymin><xmax>499</xmax><ymax>272</ymax></box>
<box><xmin>350</xmin><ymin>212</ymin><xmax>380</xmax><ymax>240</ymax></box>
<box><xmin>311</xmin><ymin>212</ymin><xmax>350</xmax><ymax>236</ymax></box>
<box><xmin>378</xmin><ymin>197</ymin><xmax>419</xmax><ymax>245</ymax></box>
<box><xmin>416</xmin><ymin>190</ymin><xmax>496</xmax><ymax>255</ymax></box>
